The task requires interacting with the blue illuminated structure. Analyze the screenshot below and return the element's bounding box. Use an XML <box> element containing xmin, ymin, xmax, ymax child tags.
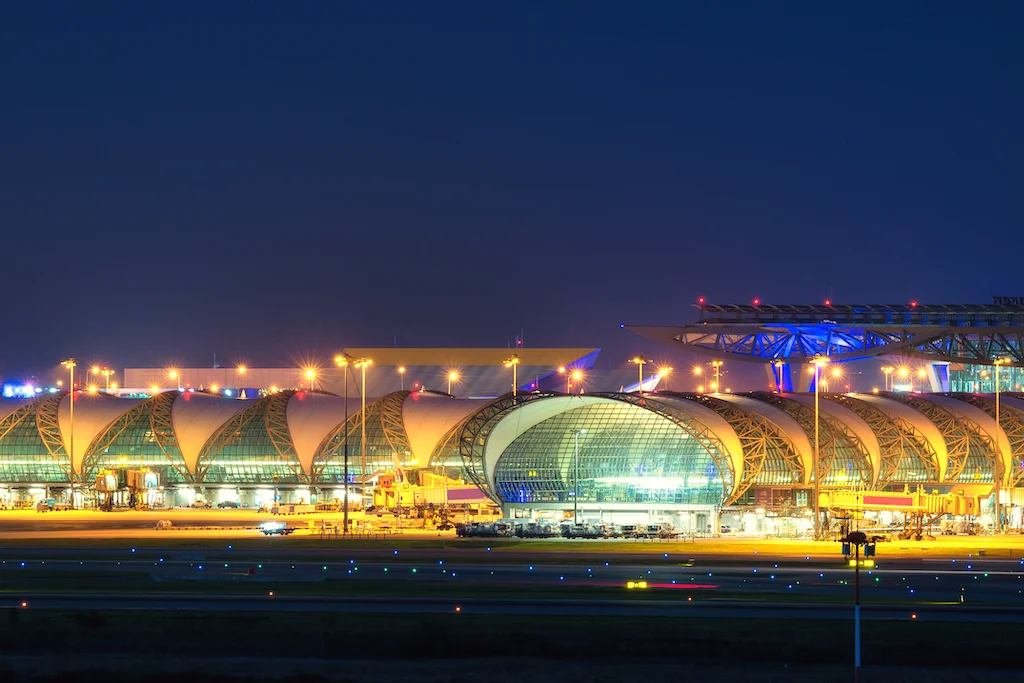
<box><xmin>628</xmin><ymin>302</ymin><xmax>1024</xmax><ymax>391</ymax></box>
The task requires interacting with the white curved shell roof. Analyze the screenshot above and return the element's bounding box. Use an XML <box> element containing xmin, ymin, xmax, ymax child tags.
<box><xmin>402</xmin><ymin>392</ymin><xmax>492</xmax><ymax>462</ymax></box>
<box><xmin>286</xmin><ymin>392</ymin><xmax>348</xmax><ymax>473</ymax></box>
<box><xmin>58</xmin><ymin>393</ymin><xmax>143</xmax><ymax>470</ymax></box>
<box><xmin>171</xmin><ymin>392</ymin><xmax>250</xmax><ymax>471</ymax></box>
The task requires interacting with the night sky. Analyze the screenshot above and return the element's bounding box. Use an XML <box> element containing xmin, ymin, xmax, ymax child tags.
<box><xmin>2</xmin><ymin>3</ymin><xmax>1021</xmax><ymax>385</ymax></box>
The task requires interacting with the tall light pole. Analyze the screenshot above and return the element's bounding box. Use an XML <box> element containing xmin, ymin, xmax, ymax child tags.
<box><xmin>571</xmin><ymin>369</ymin><xmax>583</xmax><ymax>395</ymax></box>
<box><xmin>61</xmin><ymin>359</ymin><xmax>77</xmax><ymax>509</ymax></box>
<box><xmin>397</xmin><ymin>366</ymin><xmax>406</xmax><ymax>391</ymax></box>
<box><xmin>504</xmin><ymin>355</ymin><xmax>521</xmax><ymax>396</ymax></box>
<box><xmin>557</xmin><ymin>366</ymin><xmax>569</xmax><ymax>394</ymax></box>
<box><xmin>994</xmin><ymin>358</ymin><xmax>1009</xmax><ymax>534</ymax></box>
<box><xmin>711</xmin><ymin>360</ymin><xmax>723</xmax><ymax>393</ymax></box>
<box><xmin>630</xmin><ymin>356</ymin><xmax>648</xmax><ymax>395</ymax></box>
<box><xmin>354</xmin><ymin>357</ymin><xmax>373</xmax><ymax>493</ymax></box>
<box><xmin>657</xmin><ymin>366</ymin><xmax>673</xmax><ymax>391</ymax></box>
<box><xmin>447</xmin><ymin>370</ymin><xmax>459</xmax><ymax>396</ymax></box>
<box><xmin>168</xmin><ymin>369</ymin><xmax>181</xmax><ymax>392</ymax></box>
<box><xmin>304</xmin><ymin>367</ymin><xmax>318</xmax><ymax>392</ymax></box>
<box><xmin>334</xmin><ymin>354</ymin><xmax>352</xmax><ymax>535</ymax></box>
<box><xmin>100</xmin><ymin>367</ymin><xmax>113</xmax><ymax>392</ymax></box>
<box><xmin>811</xmin><ymin>355</ymin><xmax>830</xmax><ymax>540</ymax></box>
<box><xmin>573</xmin><ymin>429</ymin><xmax>586</xmax><ymax>524</ymax></box>
<box><xmin>881</xmin><ymin>365</ymin><xmax>894</xmax><ymax>391</ymax></box>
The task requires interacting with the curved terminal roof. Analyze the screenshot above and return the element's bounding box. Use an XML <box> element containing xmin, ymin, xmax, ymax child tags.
<box><xmin>171</xmin><ymin>392</ymin><xmax>250</xmax><ymax>471</ymax></box>
<box><xmin>715</xmin><ymin>394</ymin><xmax>813</xmax><ymax>483</ymax></box>
<box><xmin>854</xmin><ymin>394</ymin><xmax>949</xmax><ymax>482</ymax></box>
<box><xmin>648</xmin><ymin>394</ymin><xmax>744</xmax><ymax>493</ymax></box>
<box><xmin>286</xmin><ymin>392</ymin><xmax>349</xmax><ymax>474</ymax></box>
<box><xmin>785</xmin><ymin>394</ymin><xmax>881</xmax><ymax>486</ymax></box>
<box><xmin>0</xmin><ymin>389</ymin><xmax>1015</xmax><ymax>502</ymax></box>
<box><xmin>58</xmin><ymin>393</ymin><xmax>142</xmax><ymax>471</ymax></box>
<box><xmin>402</xmin><ymin>392</ymin><xmax>492</xmax><ymax>463</ymax></box>
<box><xmin>926</xmin><ymin>394</ymin><xmax>1013</xmax><ymax>480</ymax></box>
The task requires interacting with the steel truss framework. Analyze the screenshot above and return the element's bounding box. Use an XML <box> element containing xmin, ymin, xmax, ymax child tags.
<box><xmin>878</xmin><ymin>392</ymin><xmax>996</xmax><ymax>484</ymax></box>
<box><xmin>429</xmin><ymin>422</ymin><xmax>464</xmax><ymax>471</ymax></box>
<box><xmin>35</xmin><ymin>392</ymin><xmax>75</xmax><ymax>483</ymax></box>
<box><xmin>824</xmin><ymin>395</ymin><xmax>939</xmax><ymax>486</ymax></box>
<box><xmin>196</xmin><ymin>390</ymin><xmax>306</xmax><ymax>485</ymax></box>
<box><xmin>628</xmin><ymin>304</ymin><xmax>1024</xmax><ymax>364</ymax></box>
<box><xmin>947</xmin><ymin>393</ymin><xmax>1024</xmax><ymax>487</ymax></box>
<box><xmin>458</xmin><ymin>392</ymin><xmax>557</xmax><ymax>504</ymax></box>
<box><xmin>80</xmin><ymin>391</ymin><xmax>191</xmax><ymax>484</ymax></box>
<box><xmin>311</xmin><ymin>391</ymin><xmax>414</xmax><ymax>483</ymax></box>
<box><xmin>748</xmin><ymin>392</ymin><xmax>874</xmax><ymax>487</ymax></box>
<box><xmin>457</xmin><ymin>392</ymin><xmax>737</xmax><ymax>506</ymax></box>
<box><xmin>608</xmin><ymin>393</ymin><xmax>735</xmax><ymax>504</ymax></box>
<box><xmin>0</xmin><ymin>398</ymin><xmax>68</xmax><ymax>485</ymax></box>
<box><xmin>665</xmin><ymin>392</ymin><xmax>803</xmax><ymax>497</ymax></box>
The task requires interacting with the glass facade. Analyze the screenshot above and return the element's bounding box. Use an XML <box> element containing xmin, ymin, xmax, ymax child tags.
<box><xmin>493</xmin><ymin>402</ymin><xmax>723</xmax><ymax>506</ymax></box>
<box><xmin>949</xmin><ymin>363</ymin><xmax>1024</xmax><ymax>393</ymax></box>
<box><xmin>319</xmin><ymin>401</ymin><xmax>413</xmax><ymax>484</ymax></box>
<box><xmin>201</xmin><ymin>402</ymin><xmax>303</xmax><ymax>485</ymax></box>
<box><xmin>0</xmin><ymin>407</ymin><xmax>68</xmax><ymax>484</ymax></box>
<box><xmin>84</xmin><ymin>406</ymin><xmax>187</xmax><ymax>485</ymax></box>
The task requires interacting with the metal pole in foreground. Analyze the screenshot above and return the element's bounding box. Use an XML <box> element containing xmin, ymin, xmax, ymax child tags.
<box><xmin>573</xmin><ymin>431</ymin><xmax>580</xmax><ymax>525</ymax></box>
<box><xmin>855</xmin><ymin>539</ymin><xmax>861</xmax><ymax>683</ymax></box>
<box><xmin>343</xmin><ymin>364</ymin><xmax>350</xmax><ymax>535</ymax></box>
<box><xmin>994</xmin><ymin>359</ymin><xmax>1006</xmax><ymax>534</ymax></box>
<box><xmin>814</xmin><ymin>363</ymin><xmax>821</xmax><ymax>540</ymax></box>
<box><xmin>845</xmin><ymin>530</ymin><xmax>867</xmax><ymax>683</ymax></box>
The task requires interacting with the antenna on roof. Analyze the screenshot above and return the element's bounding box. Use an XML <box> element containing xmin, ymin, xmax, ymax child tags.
<box><xmin>213</xmin><ymin>353</ymin><xmax>220</xmax><ymax>369</ymax></box>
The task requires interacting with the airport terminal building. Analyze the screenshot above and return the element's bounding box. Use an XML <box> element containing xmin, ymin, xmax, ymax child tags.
<box><xmin>0</xmin><ymin>384</ymin><xmax>1021</xmax><ymax>531</ymax></box>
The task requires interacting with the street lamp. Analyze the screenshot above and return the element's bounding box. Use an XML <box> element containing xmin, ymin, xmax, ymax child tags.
<box><xmin>447</xmin><ymin>370</ymin><xmax>460</xmax><ymax>396</ymax></box>
<box><xmin>353</xmin><ymin>357</ymin><xmax>373</xmax><ymax>488</ymax></box>
<box><xmin>657</xmin><ymin>366</ymin><xmax>673</xmax><ymax>391</ymax></box>
<box><xmin>573</xmin><ymin>429</ymin><xmax>586</xmax><ymax>524</ymax></box>
<box><xmin>842</xmin><ymin>530</ymin><xmax>872</xmax><ymax>683</ymax></box>
<box><xmin>304</xmin><ymin>367</ymin><xmax>318</xmax><ymax>392</ymax></box>
<box><xmin>61</xmin><ymin>358</ymin><xmax>77</xmax><ymax>509</ymax></box>
<box><xmin>630</xmin><ymin>356</ymin><xmax>648</xmax><ymax>395</ymax></box>
<box><xmin>504</xmin><ymin>355</ymin><xmax>521</xmax><ymax>396</ymax></box>
<box><xmin>711</xmin><ymin>360</ymin><xmax>723</xmax><ymax>394</ymax></box>
<box><xmin>334</xmin><ymin>354</ymin><xmax>352</xmax><ymax>535</ymax></box>
<box><xmin>168</xmin><ymin>369</ymin><xmax>181</xmax><ymax>392</ymax></box>
<box><xmin>881</xmin><ymin>365</ymin><xmax>894</xmax><ymax>391</ymax></box>
<box><xmin>397</xmin><ymin>366</ymin><xmax>406</xmax><ymax>391</ymax></box>
<box><xmin>993</xmin><ymin>358</ymin><xmax>1010</xmax><ymax>533</ymax></box>
<box><xmin>897</xmin><ymin>366</ymin><xmax>910</xmax><ymax>392</ymax></box>
<box><xmin>811</xmin><ymin>354</ymin><xmax>830</xmax><ymax>540</ymax></box>
<box><xmin>571</xmin><ymin>369</ymin><xmax>584</xmax><ymax>395</ymax></box>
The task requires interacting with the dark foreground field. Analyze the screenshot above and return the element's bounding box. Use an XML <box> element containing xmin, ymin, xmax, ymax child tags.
<box><xmin>1</xmin><ymin>610</ymin><xmax>1021</xmax><ymax>682</ymax></box>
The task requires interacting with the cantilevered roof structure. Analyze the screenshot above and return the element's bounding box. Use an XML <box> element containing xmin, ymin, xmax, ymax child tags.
<box><xmin>628</xmin><ymin>302</ymin><xmax>1024</xmax><ymax>365</ymax></box>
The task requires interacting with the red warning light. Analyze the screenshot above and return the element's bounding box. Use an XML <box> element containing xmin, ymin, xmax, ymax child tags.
<box><xmin>697</xmin><ymin>297</ymin><xmax>705</xmax><ymax>304</ymax></box>
<box><xmin>824</xmin><ymin>299</ymin><xmax>832</xmax><ymax>306</ymax></box>
<box><xmin>753</xmin><ymin>298</ymin><xmax>760</xmax><ymax>305</ymax></box>
<box><xmin>910</xmin><ymin>301</ymin><xmax>918</xmax><ymax>308</ymax></box>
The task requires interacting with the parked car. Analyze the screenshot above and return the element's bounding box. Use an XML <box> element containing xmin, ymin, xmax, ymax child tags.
<box><xmin>217</xmin><ymin>500</ymin><xmax>240</xmax><ymax>509</ymax></box>
<box><xmin>191</xmin><ymin>500</ymin><xmax>212</xmax><ymax>509</ymax></box>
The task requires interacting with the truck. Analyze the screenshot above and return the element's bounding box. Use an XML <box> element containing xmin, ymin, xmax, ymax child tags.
<box><xmin>35</xmin><ymin>498</ymin><xmax>70</xmax><ymax>513</ymax></box>
<box><xmin>271</xmin><ymin>503</ymin><xmax>316</xmax><ymax>515</ymax></box>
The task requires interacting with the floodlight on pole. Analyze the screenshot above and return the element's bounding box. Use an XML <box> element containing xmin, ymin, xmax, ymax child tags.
<box><xmin>503</xmin><ymin>355</ymin><xmax>521</xmax><ymax>396</ymax></box>
<box><xmin>60</xmin><ymin>358</ymin><xmax>77</xmax><ymax>509</ymax></box>
<box><xmin>810</xmin><ymin>354</ymin><xmax>830</xmax><ymax>540</ymax></box>
<box><xmin>334</xmin><ymin>353</ymin><xmax>353</xmax><ymax>535</ymax></box>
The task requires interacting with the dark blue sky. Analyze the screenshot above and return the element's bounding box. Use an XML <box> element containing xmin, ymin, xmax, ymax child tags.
<box><xmin>1</xmin><ymin>2</ymin><xmax>1021</xmax><ymax>384</ymax></box>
